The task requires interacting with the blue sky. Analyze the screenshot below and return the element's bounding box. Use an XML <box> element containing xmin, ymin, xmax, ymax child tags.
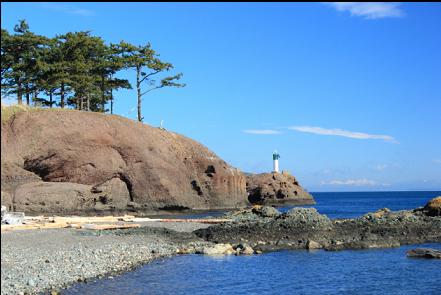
<box><xmin>2</xmin><ymin>2</ymin><xmax>440</xmax><ymax>192</ymax></box>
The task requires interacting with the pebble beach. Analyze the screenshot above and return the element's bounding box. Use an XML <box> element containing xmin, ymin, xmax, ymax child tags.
<box><xmin>1</xmin><ymin>222</ymin><xmax>210</xmax><ymax>295</ymax></box>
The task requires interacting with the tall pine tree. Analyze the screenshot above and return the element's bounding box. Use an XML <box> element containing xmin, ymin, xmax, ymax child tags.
<box><xmin>115</xmin><ymin>41</ymin><xmax>185</xmax><ymax>122</ymax></box>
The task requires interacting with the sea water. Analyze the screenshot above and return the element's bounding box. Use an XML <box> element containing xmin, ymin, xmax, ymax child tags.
<box><xmin>65</xmin><ymin>191</ymin><xmax>441</xmax><ymax>295</ymax></box>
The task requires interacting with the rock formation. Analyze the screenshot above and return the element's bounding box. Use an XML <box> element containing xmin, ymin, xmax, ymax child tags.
<box><xmin>245</xmin><ymin>172</ymin><xmax>314</xmax><ymax>205</ymax></box>
<box><xmin>406</xmin><ymin>248</ymin><xmax>441</xmax><ymax>259</ymax></box>
<box><xmin>195</xmin><ymin>197</ymin><xmax>441</xmax><ymax>252</ymax></box>
<box><xmin>1</xmin><ymin>108</ymin><xmax>248</xmax><ymax>214</ymax></box>
<box><xmin>422</xmin><ymin>196</ymin><xmax>441</xmax><ymax>217</ymax></box>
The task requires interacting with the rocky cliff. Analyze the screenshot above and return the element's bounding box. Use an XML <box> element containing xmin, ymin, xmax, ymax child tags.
<box><xmin>246</xmin><ymin>172</ymin><xmax>314</xmax><ymax>205</ymax></box>
<box><xmin>1</xmin><ymin>108</ymin><xmax>247</xmax><ymax>214</ymax></box>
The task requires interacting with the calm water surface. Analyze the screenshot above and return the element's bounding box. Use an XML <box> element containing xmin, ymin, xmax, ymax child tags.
<box><xmin>155</xmin><ymin>191</ymin><xmax>441</xmax><ymax>219</ymax></box>
<box><xmin>65</xmin><ymin>191</ymin><xmax>441</xmax><ymax>295</ymax></box>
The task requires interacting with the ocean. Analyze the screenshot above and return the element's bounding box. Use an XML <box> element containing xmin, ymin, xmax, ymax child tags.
<box><xmin>65</xmin><ymin>191</ymin><xmax>441</xmax><ymax>295</ymax></box>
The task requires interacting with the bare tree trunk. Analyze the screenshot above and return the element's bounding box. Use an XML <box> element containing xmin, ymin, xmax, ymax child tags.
<box><xmin>136</xmin><ymin>65</ymin><xmax>142</xmax><ymax>122</ymax></box>
<box><xmin>32</xmin><ymin>91</ymin><xmax>37</xmax><ymax>105</ymax></box>
<box><xmin>110</xmin><ymin>89</ymin><xmax>113</xmax><ymax>114</ymax></box>
<box><xmin>25</xmin><ymin>85</ymin><xmax>30</xmax><ymax>105</ymax></box>
<box><xmin>16</xmin><ymin>79</ymin><xmax>23</xmax><ymax>105</ymax></box>
<box><xmin>101</xmin><ymin>75</ymin><xmax>105</xmax><ymax>112</ymax></box>
<box><xmin>60</xmin><ymin>83</ymin><xmax>65</xmax><ymax>108</ymax></box>
<box><xmin>49</xmin><ymin>91</ymin><xmax>53</xmax><ymax>108</ymax></box>
<box><xmin>87</xmin><ymin>94</ymin><xmax>90</xmax><ymax>111</ymax></box>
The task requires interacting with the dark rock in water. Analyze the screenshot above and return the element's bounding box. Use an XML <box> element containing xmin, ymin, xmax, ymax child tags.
<box><xmin>195</xmin><ymin>205</ymin><xmax>441</xmax><ymax>253</ymax></box>
<box><xmin>407</xmin><ymin>248</ymin><xmax>441</xmax><ymax>259</ymax></box>
<box><xmin>246</xmin><ymin>172</ymin><xmax>315</xmax><ymax>205</ymax></box>
<box><xmin>1</xmin><ymin>109</ymin><xmax>248</xmax><ymax>214</ymax></box>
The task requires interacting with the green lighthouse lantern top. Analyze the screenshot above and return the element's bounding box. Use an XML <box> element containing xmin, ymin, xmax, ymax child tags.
<box><xmin>273</xmin><ymin>151</ymin><xmax>280</xmax><ymax>160</ymax></box>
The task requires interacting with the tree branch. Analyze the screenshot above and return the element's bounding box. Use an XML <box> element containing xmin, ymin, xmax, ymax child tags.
<box><xmin>139</xmin><ymin>70</ymin><xmax>161</xmax><ymax>84</ymax></box>
<box><xmin>140</xmin><ymin>85</ymin><xmax>163</xmax><ymax>97</ymax></box>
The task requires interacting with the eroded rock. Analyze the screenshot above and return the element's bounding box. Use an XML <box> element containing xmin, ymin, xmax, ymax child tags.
<box><xmin>285</xmin><ymin>208</ymin><xmax>332</xmax><ymax>228</ymax></box>
<box><xmin>201</xmin><ymin>243</ymin><xmax>235</xmax><ymax>255</ymax></box>
<box><xmin>195</xmin><ymin>205</ymin><xmax>441</xmax><ymax>253</ymax></box>
<box><xmin>306</xmin><ymin>240</ymin><xmax>322</xmax><ymax>250</ymax></box>
<box><xmin>422</xmin><ymin>197</ymin><xmax>441</xmax><ymax>217</ymax></box>
<box><xmin>13</xmin><ymin>182</ymin><xmax>97</xmax><ymax>213</ymax></box>
<box><xmin>246</xmin><ymin>172</ymin><xmax>314</xmax><ymax>205</ymax></box>
<box><xmin>1</xmin><ymin>109</ymin><xmax>248</xmax><ymax>214</ymax></box>
<box><xmin>251</xmin><ymin>205</ymin><xmax>281</xmax><ymax>218</ymax></box>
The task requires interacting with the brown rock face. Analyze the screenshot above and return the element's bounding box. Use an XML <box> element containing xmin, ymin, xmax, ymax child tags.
<box><xmin>246</xmin><ymin>172</ymin><xmax>315</xmax><ymax>205</ymax></box>
<box><xmin>1</xmin><ymin>109</ymin><xmax>247</xmax><ymax>214</ymax></box>
<box><xmin>422</xmin><ymin>197</ymin><xmax>441</xmax><ymax>217</ymax></box>
<box><xmin>14</xmin><ymin>182</ymin><xmax>97</xmax><ymax>213</ymax></box>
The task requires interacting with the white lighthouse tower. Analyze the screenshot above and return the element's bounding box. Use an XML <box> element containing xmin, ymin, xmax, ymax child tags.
<box><xmin>273</xmin><ymin>150</ymin><xmax>280</xmax><ymax>173</ymax></box>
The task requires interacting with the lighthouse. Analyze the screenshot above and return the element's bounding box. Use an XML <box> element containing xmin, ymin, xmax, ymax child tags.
<box><xmin>273</xmin><ymin>151</ymin><xmax>280</xmax><ymax>173</ymax></box>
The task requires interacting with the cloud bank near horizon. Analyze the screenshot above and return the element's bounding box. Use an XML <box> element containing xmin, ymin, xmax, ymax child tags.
<box><xmin>320</xmin><ymin>179</ymin><xmax>383</xmax><ymax>186</ymax></box>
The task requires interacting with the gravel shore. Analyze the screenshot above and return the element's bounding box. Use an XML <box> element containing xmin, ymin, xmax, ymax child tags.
<box><xmin>1</xmin><ymin>222</ymin><xmax>210</xmax><ymax>295</ymax></box>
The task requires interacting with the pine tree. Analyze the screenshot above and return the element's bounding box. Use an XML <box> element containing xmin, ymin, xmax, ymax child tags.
<box><xmin>94</xmin><ymin>43</ymin><xmax>131</xmax><ymax>112</ymax></box>
<box><xmin>1</xmin><ymin>20</ymin><xmax>50</xmax><ymax>105</ymax></box>
<box><xmin>1</xmin><ymin>20</ymin><xmax>184</xmax><ymax>118</ymax></box>
<box><xmin>115</xmin><ymin>41</ymin><xmax>185</xmax><ymax>122</ymax></box>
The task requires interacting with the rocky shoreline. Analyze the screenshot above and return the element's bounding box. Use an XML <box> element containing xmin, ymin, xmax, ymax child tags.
<box><xmin>195</xmin><ymin>202</ymin><xmax>441</xmax><ymax>253</ymax></box>
<box><xmin>1</xmin><ymin>223</ymin><xmax>211</xmax><ymax>295</ymax></box>
<box><xmin>1</xmin><ymin>197</ymin><xmax>440</xmax><ymax>294</ymax></box>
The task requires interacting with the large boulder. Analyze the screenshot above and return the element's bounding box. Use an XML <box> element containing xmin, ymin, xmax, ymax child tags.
<box><xmin>246</xmin><ymin>172</ymin><xmax>314</xmax><ymax>205</ymax></box>
<box><xmin>225</xmin><ymin>205</ymin><xmax>281</xmax><ymax>221</ymax></box>
<box><xmin>1</xmin><ymin>108</ymin><xmax>248</xmax><ymax>214</ymax></box>
<box><xmin>201</xmin><ymin>243</ymin><xmax>235</xmax><ymax>255</ymax></box>
<box><xmin>12</xmin><ymin>181</ymin><xmax>117</xmax><ymax>214</ymax></box>
<box><xmin>422</xmin><ymin>197</ymin><xmax>441</xmax><ymax>217</ymax></box>
<box><xmin>284</xmin><ymin>207</ymin><xmax>332</xmax><ymax>228</ymax></box>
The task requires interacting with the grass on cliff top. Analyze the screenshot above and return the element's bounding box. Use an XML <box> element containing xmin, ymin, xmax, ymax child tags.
<box><xmin>1</xmin><ymin>104</ymin><xmax>71</xmax><ymax>123</ymax></box>
<box><xmin>1</xmin><ymin>104</ymin><xmax>35</xmax><ymax>122</ymax></box>
<box><xmin>0</xmin><ymin>104</ymin><xmax>139</xmax><ymax>125</ymax></box>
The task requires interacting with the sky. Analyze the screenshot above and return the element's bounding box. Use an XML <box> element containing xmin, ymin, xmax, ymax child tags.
<box><xmin>1</xmin><ymin>2</ymin><xmax>441</xmax><ymax>192</ymax></box>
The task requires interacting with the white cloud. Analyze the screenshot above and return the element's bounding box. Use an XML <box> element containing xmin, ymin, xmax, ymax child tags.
<box><xmin>433</xmin><ymin>159</ymin><xmax>441</xmax><ymax>165</ymax></box>
<box><xmin>41</xmin><ymin>3</ymin><xmax>94</xmax><ymax>16</ymax></box>
<box><xmin>373</xmin><ymin>164</ymin><xmax>388</xmax><ymax>171</ymax></box>
<box><xmin>243</xmin><ymin>129</ymin><xmax>282</xmax><ymax>135</ymax></box>
<box><xmin>289</xmin><ymin>126</ymin><xmax>398</xmax><ymax>143</ymax></box>
<box><xmin>326</xmin><ymin>2</ymin><xmax>405</xmax><ymax>19</ymax></box>
<box><xmin>321</xmin><ymin>179</ymin><xmax>378</xmax><ymax>186</ymax></box>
